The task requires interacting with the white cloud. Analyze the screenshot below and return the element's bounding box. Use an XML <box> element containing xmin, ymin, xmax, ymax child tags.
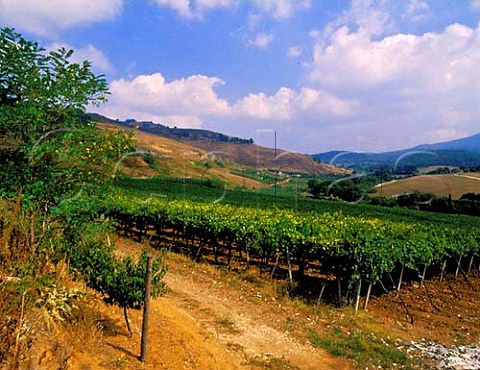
<box><xmin>472</xmin><ymin>0</ymin><xmax>480</xmax><ymax>11</ymax></box>
<box><xmin>287</xmin><ymin>46</ymin><xmax>302</xmax><ymax>58</ymax></box>
<box><xmin>155</xmin><ymin>0</ymin><xmax>239</xmax><ymax>19</ymax></box>
<box><xmin>247</xmin><ymin>33</ymin><xmax>274</xmax><ymax>48</ymax></box>
<box><xmin>234</xmin><ymin>88</ymin><xmax>295</xmax><ymax>120</ymax></box>
<box><xmin>407</xmin><ymin>0</ymin><xmax>428</xmax><ymax>15</ymax></box>
<box><xmin>98</xmin><ymin>73</ymin><xmax>230</xmax><ymax>127</ymax></box>
<box><xmin>153</xmin><ymin>0</ymin><xmax>237</xmax><ymax>19</ymax></box>
<box><xmin>426</xmin><ymin>129</ymin><xmax>469</xmax><ymax>143</ymax></box>
<box><xmin>48</xmin><ymin>43</ymin><xmax>114</xmax><ymax>73</ymax></box>
<box><xmin>310</xmin><ymin>23</ymin><xmax>480</xmax><ymax>92</ymax></box>
<box><xmin>103</xmin><ymin>72</ymin><xmax>354</xmax><ymax>122</ymax></box>
<box><xmin>324</xmin><ymin>0</ymin><xmax>392</xmax><ymax>38</ymax></box>
<box><xmin>97</xmin><ymin>71</ymin><xmax>356</xmax><ymax>150</ymax></box>
<box><xmin>233</xmin><ymin>87</ymin><xmax>356</xmax><ymax>120</ymax></box>
<box><xmin>406</xmin><ymin>0</ymin><xmax>429</xmax><ymax>22</ymax></box>
<box><xmin>304</xmin><ymin>0</ymin><xmax>480</xmax><ymax>151</ymax></box>
<box><xmin>251</xmin><ymin>0</ymin><xmax>311</xmax><ymax>20</ymax></box>
<box><xmin>154</xmin><ymin>0</ymin><xmax>192</xmax><ymax>18</ymax></box>
<box><xmin>153</xmin><ymin>0</ymin><xmax>309</xmax><ymax>19</ymax></box>
<box><xmin>0</xmin><ymin>0</ymin><xmax>122</xmax><ymax>36</ymax></box>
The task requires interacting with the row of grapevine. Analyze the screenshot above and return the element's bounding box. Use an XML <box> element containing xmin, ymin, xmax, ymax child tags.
<box><xmin>83</xmin><ymin>191</ymin><xmax>479</xmax><ymax>294</ymax></box>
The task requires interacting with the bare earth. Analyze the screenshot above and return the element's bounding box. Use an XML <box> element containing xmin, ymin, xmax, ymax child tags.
<box><xmin>61</xmin><ymin>236</ymin><xmax>480</xmax><ymax>370</ymax></box>
<box><xmin>65</xmin><ymin>237</ymin><xmax>349</xmax><ymax>370</ymax></box>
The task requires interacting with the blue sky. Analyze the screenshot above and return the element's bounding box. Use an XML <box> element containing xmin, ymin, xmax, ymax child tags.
<box><xmin>2</xmin><ymin>0</ymin><xmax>480</xmax><ymax>153</ymax></box>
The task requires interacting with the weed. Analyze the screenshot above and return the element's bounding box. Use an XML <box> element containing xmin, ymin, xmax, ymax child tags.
<box><xmin>309</xmin><ymin>327</ymin><xmax>414</xmax><ymax>369</ymax></box>
<box><xmin>247</xmin><ymin>354</ymin><xmax>300</xmax><ymax>369</ymax></box>
<box><xmin>216</xmin><ymin>314</ymin><xmax>241</xmax><ymax>334</ymax></box>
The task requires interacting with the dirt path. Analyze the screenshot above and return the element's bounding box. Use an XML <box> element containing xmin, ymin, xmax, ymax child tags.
<box><xmin>454</xmin><ymin>173</ymin><xmax>480</xmax><ymax>182</ymax></box>
<box><xmin>66</xmin><ymin>235</ymin><xmax>480</xmax><ymax>369</ymax></box>
<box><xmin>163</xmin><ymin>265</ymin><xmax>345</xmax><ymax>370</ymax></box>
<box><xmin>90</xmin><ymin>238</ymin><xmax>350</xmax><ymax>370</ymax></box>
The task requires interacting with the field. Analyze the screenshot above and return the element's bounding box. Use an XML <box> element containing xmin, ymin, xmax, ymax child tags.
<box><xmin>374</xmin><ymin>173</ymin><xmax>480</xmax><ymax>199</ymax></box>
<box><xmin>3</xmin><ymin>174</ymin><xmax>480</xmax><ymax>369</ymax></box>
<box><xmin>112</xmin><ymin>177</ymin><xmax>480</xmax><ymax>229</ymax></box>
<box><xmin>49</xmin><ymin>236</ymin><xmax>480</xmax><ymax>369</ymax></box>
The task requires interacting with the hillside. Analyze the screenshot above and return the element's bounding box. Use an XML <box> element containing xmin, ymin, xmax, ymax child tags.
<box><xmin>99</xmin><ymin>122</ymin><xmax>265</xmax><ymax>189</ymax></box>
<box><xmin>314</xmin><ymin>132</ymin><xmax>480</xmax><ymax>170</ymax></box>
<box><xmin>95</xmin><ymin>116</ymin><xmax>343</xmax><ymax>178</ymax></box>
<box><xmin>189</xmin><ymin>141</ymin><xmax>340</xmax><ymax>174</ymax></box>
<box><xmin>88</xmin><ymin>113</ymin><xmax>253</xmax><ymax>144</ymax></box>
<box><xmin>373</xmin><ymin>173</ymin><xmax>480</xmax><ymax>199</ymax></box>
<box><xmin>33</xmin><ymin>236</ymin><xmax>480</xmax><ymax>369</ymax></box>
<box><xmin>414</xmin><ymin>132</ymin><xmax>480</xmax><ymax>153</ymax></box>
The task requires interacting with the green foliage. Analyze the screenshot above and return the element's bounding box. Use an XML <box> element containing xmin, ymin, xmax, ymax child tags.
<box><xmin>0</xmin><ymin>27</ymin><xmax>133</xmax><ymax>208</ymax></box>
<box><xmin>70</xmin><ymin>189</ymin><xmax>480</xmax><ymax>289</ymax></box>
<box><xmin>309</xmin><ymin>329</ymin><xmax>413</xmax><ymax>369</ymax></box>
<box><xmin>0</xmin><ymin>28</ymin><xmax>163</xmax><ymax>338</ymax></box>
<box><xmin>308</xmin><ymin>176</ymin><xmax>381</xmax><ymax>202</ymax></box>
<box><xmin>60</xmin><ymin>219</ymin><xmax>166</xmax><ymax>310</ymax></box>
<box><xmin>105</xmin><ymin>251</ymin><xmax>166</xmax><ymax>310</ymax></box>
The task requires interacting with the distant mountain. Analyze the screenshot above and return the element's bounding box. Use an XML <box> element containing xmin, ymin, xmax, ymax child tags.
<box><xmin>413</xmin><ymin>133</ymin><xmax>480</xmax><ymax>153</ymax></box>
<box><xmin>314</xmin><ymin>132</ymin><xmax>480</xmax><ymax>170</ymax></box>
<box><xmin>87</xmin><ymin>113</ymin><xmax>253</xmax><ymax>144</ymax></box>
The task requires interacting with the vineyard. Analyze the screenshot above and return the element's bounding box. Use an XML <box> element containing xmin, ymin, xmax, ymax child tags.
<box><xmin>69</xmin><ymin>188</ymin><xmax>480</xmax><ymax>310</ymax></box>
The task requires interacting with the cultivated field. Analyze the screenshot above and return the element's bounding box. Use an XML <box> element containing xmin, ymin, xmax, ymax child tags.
<box><xmin>374</xmin><ymin>173</ymin><xmax>480</xmax><ymax>199</ymax></box>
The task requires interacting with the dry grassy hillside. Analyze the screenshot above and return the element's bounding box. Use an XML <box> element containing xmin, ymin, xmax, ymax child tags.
<box><xmin>98</xmin><ymin>122</ymin><xmax>346</xmax><ymax>190</ymax></box>
<box><xmin>374</xmin><ymin>173</ymin><xmax>480</xmax><ymax>199</ymax></box>
<box><xmin>186</xmin><ymin>141</ymin><xmax>345</xmax><ymax>175</ymax></box>
<box><xmin>99</xmin><ymin>123</ymin><xmax>265</xmax><ymax>189</ymax></box>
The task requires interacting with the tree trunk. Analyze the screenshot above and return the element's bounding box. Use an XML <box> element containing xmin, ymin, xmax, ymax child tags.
<box><xmin>420</xmin><ymin>265</ymin><xmax>427</xmax><ymax>288</ymax></box>
<box><xmin>124</xmin><ymin>306</ymin><xmax>133</xmax><ymax>338</ymax></box>
<box><xmin>364</xmin><ymin>283</ymin><xmax>372</xmax><ymax>311</ymax></box>
<box><xmin>468</xmin><ymin>254</ymin><xmax>475</xmax><ymax>273</ymax></box>
<box><xmin>286</xmin><ymin>245</ymin><xmax>293</xmax><ymax>286</ymax></box>
<box><xmin>439</xmin><ymin>260</ymin><xmax>447</xmax><ymax>284</ymax></box>
<box><xmin>270</xmin><ymin>251</ymin><xmax>280</xmax><ymax>279</ymax></box>
<box><xmin>354</xmin><ymin>280</ymin><xmax>362</xmax><ymax>313</ymax></box>
<box><xmin>396</xmin><ymin>265</ymin><xmax>404</xmax><ymax>297</ymax></box>
<box><xmin>455</xmin><ymin>256</ymin><xmax>462</xmax><ymax>279</ymax></box>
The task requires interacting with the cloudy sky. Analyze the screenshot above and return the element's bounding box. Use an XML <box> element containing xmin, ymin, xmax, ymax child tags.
<box><xmin>2</xmin><ymin>0</ymin><xmax>480</xmax><ymax>153</ymax></box>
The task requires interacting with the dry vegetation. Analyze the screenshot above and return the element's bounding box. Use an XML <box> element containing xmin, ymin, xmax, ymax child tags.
<box><xmin>3</xmin><ymin>223</ymin><xmax>480</xmax><ymax>369</ymax></box>
<box><xmin>99</xmin><ymin>123</ymin><xmax>346</xmax><ymax>187</ymax></box>
<box><xmin>374</xmin><ymin>173</ymin><xmax>480</xmax><ymax>199</ymax></box>
<box><xmin>99</xmin><ymin>123</ymin><xmax>266</xmax><ymax>189</ymax></box>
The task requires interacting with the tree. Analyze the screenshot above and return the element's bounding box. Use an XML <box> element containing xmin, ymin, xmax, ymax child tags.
<box><xmin>106</xmin><ymin>252</ymin><xmax>166</xmax><ymax>337</ymax></box>
<box><xmin>0</xmin><ymin>27</ymin><xmax>132</xmax><ymax>209</ymax></box>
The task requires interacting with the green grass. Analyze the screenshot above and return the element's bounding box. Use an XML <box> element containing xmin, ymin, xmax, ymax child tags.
<box><xmin>230</xmin><ymin>168</ymin><xmax>278</xmax><ymax>184</ymax></box>
<box><xmin>309</xmin><ymin>328</ymin><xmax>414</xmax><ymax>369</ymax></box>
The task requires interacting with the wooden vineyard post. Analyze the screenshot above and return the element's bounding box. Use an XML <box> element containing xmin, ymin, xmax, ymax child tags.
<box><xmin>455</xmin><ymin>256</ymin><xmax>462</xmax><ymax>279</ymax></box>
<box><xmin>364</xmin><ymin>282</ymin><xmax>372</xmax><ymax>311</ymax></box>
<box><xmin>354</xmin><ymin>280</ymin><xmax>362</xmax><ymax>313</ymax></box>
<box><xmin>396</xmin><ymin>265</ymin><xmax>404</xmax><ymax>298</ymax></box>
<box><xmin>439</xmin><ymin>260</ymin><xmax>447</xmax><ymax>284</ymax></box>
<box><xmin>468</xmin><ymin>254</ymin><xmax>475</xmax><ymax>273</ymax></box>
<box><xmin>420</xmin><ymin>265</ymin><xmax>427</xmax><ymax>288</ymax></box>
<box><xmin>286</xmin><ymin>245</ymin><xmax>293</xmax><ymax>286</ymax></box>
<box><xmin>337</xmin><ymin>277</ymin><xmax>342</xmax><ymax>308</ymax></box>
<box><xmin>316</xmin><ymin>282</ymin><xmax>326</xmax><ymax>308</ymax></box>
<box><xmin>140</xmin><ymin>254</ymin><xmax>153</xmax><ymax>363</ymax></box>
